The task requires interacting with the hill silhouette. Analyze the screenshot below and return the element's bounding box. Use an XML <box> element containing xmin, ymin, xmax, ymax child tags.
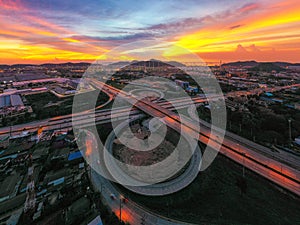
<box><xmin>250</xmin><ymin>62</ymin><xmax>286</xmax><ymax>72</ymax></box>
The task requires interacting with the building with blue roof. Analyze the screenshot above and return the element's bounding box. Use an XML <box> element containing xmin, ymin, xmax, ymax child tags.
<box><xmin>265</xmin><ymin>92</ymin><xmax>273</xmax><ymax>97</ymax></box>
<box><xmin>68</xmin><ymin>151</ymin><xmax>83</xmax><ymax>161</ymax></box>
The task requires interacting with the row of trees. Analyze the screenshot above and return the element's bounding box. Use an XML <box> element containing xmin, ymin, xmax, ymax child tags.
<box><xmin>198</xmin><ymin>101</ymin><xmax>300</xmax><ymax>146</ymax></box>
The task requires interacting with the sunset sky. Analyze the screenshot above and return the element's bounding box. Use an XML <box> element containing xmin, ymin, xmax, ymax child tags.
<box><xmin>0</xmin><ymin>0</ymin><xmax>299</xmax><ymax>64</ymax></box>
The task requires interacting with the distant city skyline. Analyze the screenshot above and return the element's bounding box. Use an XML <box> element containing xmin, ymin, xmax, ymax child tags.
<box><xmin>0</xmin><ymin>0</ymin><xmax>300</xmax><ymax>64</ymax></box>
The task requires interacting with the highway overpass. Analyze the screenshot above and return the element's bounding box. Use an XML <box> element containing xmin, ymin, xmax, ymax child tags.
<box><xmin>89</xmin><ymin>79</ymin><xmax>300</xmax><ymax>196</ymax></box>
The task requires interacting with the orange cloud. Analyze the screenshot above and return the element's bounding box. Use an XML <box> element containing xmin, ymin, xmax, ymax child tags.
<box><xmin>0</xmin><ymin>1</ymin><xmax>110</xmax><ymax>64</ymax></box>
<box><xmin>0</xmin><ymin>0</ymin><xmax>299</xmax><ymax>64</ymax></box>
<box><xmin>174</xmin><ymin>0</ymin><xmax>300</xmax><ymax>62</ymax></box>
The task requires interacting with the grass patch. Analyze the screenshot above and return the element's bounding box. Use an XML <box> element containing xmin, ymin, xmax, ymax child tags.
<box><xmin>117</xmin><ymin>155</ymin><xmax>300</xmax><ymax>225</ymax></box>
<box><xmin>25</xmin><ymin>91</ymin><xmax>109</xmax><ymax>120</ymax></box>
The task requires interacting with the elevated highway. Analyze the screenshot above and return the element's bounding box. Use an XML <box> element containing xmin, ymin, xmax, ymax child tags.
<box><xmin>90</xmin><ymin>79</ymin><xmax>300</xmax><ymax>196</ymax></box>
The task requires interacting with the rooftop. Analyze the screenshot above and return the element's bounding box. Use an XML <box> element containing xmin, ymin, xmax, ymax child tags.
<box><xmin>68</xmin><ymin>151</ymin><xmax>82</xmax><ymax>161</ymax></box>
<box><xmin>0</xmin><ymin>172</ymin><xmax>21</xmax><ymax>199</ymax></box>
<box><xmin>0</xmin><ymin>193</ymin><xmax>26</xmax><ymax>215</ymax></box>
<box><xmin>0</xmin><ymin>94</ymin><xmax>23</xmax><ymax>108</ymax></box>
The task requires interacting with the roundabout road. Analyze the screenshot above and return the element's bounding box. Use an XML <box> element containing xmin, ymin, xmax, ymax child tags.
<box><xmin>102</xmin><ymin>118</ymin><xmax>202</xmax><ymax>196</ymax></box>
<box><xmin>82</xmin><ymin>122</ymin><xmax>199</xmax><ymax>224</ymax></box>
<box><xmin>129</xmin><ymin>87</ymin><xmax>165</xmax><ymax>100</ymax></box>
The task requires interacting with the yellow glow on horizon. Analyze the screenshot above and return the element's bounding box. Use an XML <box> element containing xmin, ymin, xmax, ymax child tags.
<box><xmin>17</xmin><ymin>44</ymin><xmax>99</xmax><ymax>61</ymax></box>
<box><xmin>0</xmin><ymin>0</ymin><xmax>300</xmax><ymax>63</ymax></box>
<box><xmin>63</xmin><ymin>38</ymin><xmax>81</xmax><ymax>43</ymax></box>
<box><xmin>174</xmin><ymin>1</ymin><xmax>300</xmax><ymax>57</ymax></box>
<box><xmin>0</xmin><ymin>40</ymin><xmax>22</xmax><ymax>49</ymax></box>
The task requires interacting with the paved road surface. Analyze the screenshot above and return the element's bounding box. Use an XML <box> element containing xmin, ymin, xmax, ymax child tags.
<box><xmin>91</xmin><ymin>169</ymin><xmax>195</xmax><ymax>225</ymax></box>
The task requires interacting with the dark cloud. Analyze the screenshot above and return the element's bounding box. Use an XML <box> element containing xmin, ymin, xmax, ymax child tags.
<box><xmin>71</xmin><ymin>32</ymin><xmax>154</xmax><ymax>42</ymax></box>
<box><xmin>229</xmin><ymin>24</ymin><xmax>243</xmax><ymax>30</ymax></box>
<box><xmin>139</xmin><ymin>2</ymin><xmax>260</xmax><ymax>37</ymax></box>
<box><xmin>144</xmin><ymin>16</ymin><xmax>213</xmax><ymax>35</ymax></box>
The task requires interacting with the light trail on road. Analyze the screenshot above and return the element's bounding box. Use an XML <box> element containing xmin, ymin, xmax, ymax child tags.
<box><xmin>90</xmin><ymin>79</ymin><xmax>300</xmax><ymax>196</ymax></box>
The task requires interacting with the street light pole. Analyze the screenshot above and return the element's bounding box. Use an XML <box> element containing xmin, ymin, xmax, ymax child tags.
<box><xmin>141</xmin><ymin>215</ymin><xmax>146</xmax><ymax>225</ymax></box>
<box><xmin>10</xmin><ymin>124</ymin><xmax>12</xmax><ymax>137</ymax></box>
<box><xmin>119</xmin><ymin>197</ymin><xmax>122</xmax><ymax>222</ymax></box>
<box><xmin>288</xmin><ymin>118</ymin><xmax>292</xmax><ymax>147</ymax></box>
<box><xmin>242</xmin><ymin>152</ymin><xmax>245</xmax><ymax>177</ymax></box>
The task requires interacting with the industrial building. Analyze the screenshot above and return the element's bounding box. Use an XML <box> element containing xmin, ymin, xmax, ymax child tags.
<box><xmin>0</xmin><ymin>94</ymin><xmax>24</xmax><ymax>108</ymax></box>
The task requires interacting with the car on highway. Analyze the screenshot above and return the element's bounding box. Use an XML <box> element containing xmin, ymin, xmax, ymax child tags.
<box><xmin>110</xmin><ymin>193</ymin><xmax>116</xmax><ymax>200</ymax></box>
